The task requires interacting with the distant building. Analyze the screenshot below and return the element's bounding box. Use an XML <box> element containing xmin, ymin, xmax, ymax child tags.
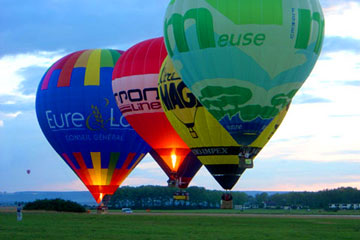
<box><xmin>264</xmin><ymin>201</ymin><xmax>277</xmax><ymax>209</ymax></box>
<box><xmin>329</xmin><ymin>203</ymin><xmax>360</xmax><ymax>210</ymax></box>
<box><xmin>234</xmin><ymin>205</ymin><xmax>242</xmax><ymax>210</ymax></box>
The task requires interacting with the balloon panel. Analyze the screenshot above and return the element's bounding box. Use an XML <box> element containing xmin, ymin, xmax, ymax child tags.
<box><xmin>164</xmin><ymin>0</ymin><xmax>324</xmax><ymax>145</ymax></box>
<box><xmin>159</xmin><ymin>57</ymin><xmax>289</xmax><ymax>189</ymax></box>
<box><xmin>112</xmin><ymin>38</ymin><xmax>202</xmax><ymax>187</ymax></box>
<box><xmin>36</xmin><ymin>49</ymin><xmax>150</xmax><ymax>203</ymax></box>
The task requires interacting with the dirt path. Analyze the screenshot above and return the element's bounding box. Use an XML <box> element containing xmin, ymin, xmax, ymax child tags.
<box><xmin>109</xmin><ymin>212</ymin><xmax>360</xmax><ymax>219</ymax></box>
<box><xmin>2</xmin><ymin>208</ymin><xmax>360</xmax><ymax>219</ymax></box>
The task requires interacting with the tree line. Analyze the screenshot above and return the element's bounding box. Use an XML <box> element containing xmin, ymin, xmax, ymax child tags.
<box><xmin>107</xmin><ymin>186</ymin><xmax>360</xmax><ymax>210</ymax></box>
<box><xmin>259</xmin><ymin>187</ymin><xmax>360</xmax><ymax>209</ymax></box>
<box><xmin>108</xmin><ymin>185</ymin><xmax>246</xmax><ymax>209</ymax></box>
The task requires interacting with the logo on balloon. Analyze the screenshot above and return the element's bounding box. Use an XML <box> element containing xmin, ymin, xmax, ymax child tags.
<box><xmin>191</xmin><ymin>146</ymin><xmax>260</xmax><ymax>159</ymax></box>
<box><xmin>86</xmin><ymin>105</ymin><xmax>107</xmax><ymax>131</ymax></box>
<box><xmin>158</xmin><ymin>62</ymin><xmax>202</xmax><ymax>139</ymax></box>
<box><xmin>165</xmin><ymin>4</ymin><xmax>324</xmax><ymax>56</ymax></box>
<box><xmin>45</xmin><ymin>98</ymin><xmax>129</xmax><ymax>131</ymax></box>
<box><xmin>113</xmin><ymin>87</ymin><xmax>162</xmax><ymax>116</ymax></box>
<box><xmin>159</xmin><ymin>79</ymin><xmax>201</xmax><ymax>111</ymax></box>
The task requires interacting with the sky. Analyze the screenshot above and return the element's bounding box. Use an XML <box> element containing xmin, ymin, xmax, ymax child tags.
<box><xmin>1</xmin><ymin>0</ymin><xmax>360</xmax><ymax>193</ymax></box>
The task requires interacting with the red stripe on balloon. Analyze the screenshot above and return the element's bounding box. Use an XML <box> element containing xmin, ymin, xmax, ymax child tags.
<box><xmin>128</xmin><ymin>154</ymin><xmax>144</xmax><ymax>170</ymax></box>
<box><xmin>73</xmin><ymin>152</ymin><xmax>88</xmax><ymax>169</ymax></box>
<box><xmin>123</xmin><ymin>152</ymin><xmax>137</xmax><ymax>170</ymax></box>
<box><xmin>109</xmin><ymin>169</ymin><xmax>127</xmax><ymax>187</ymax></box>
<box><xmin>73</xmin><ymin>152</ymin><xmax>93</xmax><ymax>185</ymax></box>
<box><xmin>112</xmin><ymin>37</ymin><xmax>167</xmax><ymax>79</ymax></box>
<box><xmin>63</xmin><ymin>153</ymin><xmax>91</xmax><ymax>187</ymax></box>
<box><xmin>41</xmin><ymin>52</ymin><xmax>78</xmax><ymax>90</ymax></box>
<box><xmin>57</xmin><ymin>50</ymin><xmax>86</xmax><ymax>87</ymax></box>
<box><xmin>109</xmin><ymin>153</ymin><xmax>136</xmax><ymax>185</ymax></box>
<box><xmin>62</xmin><ymin>153</ymin><xmax>77</xmax><ymax>170</ymax></box>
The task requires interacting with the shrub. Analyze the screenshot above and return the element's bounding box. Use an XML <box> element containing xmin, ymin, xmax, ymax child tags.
<box><xmin>23</xmin><ymin>198</ymin><xmax>86</xmax><ymax>213</ymax></box>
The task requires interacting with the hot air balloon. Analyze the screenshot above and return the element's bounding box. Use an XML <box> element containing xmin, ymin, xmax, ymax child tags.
<box><xmin>164</xmin><ymin>0</ymin><xmax>324</xmax><ymax>146</ymax></box>
<box><xmin>158</xmin><ymin>57</ymin><xmax>289</xmax><ymax>190</ymax></box>
<box><xmin>26</xmin><ymin>170</ymin><xmax>31</xmax><ymax>175</ymax></box>
<box><xmin>36</xmin><ymin>49</ymin><xmax>150</xmax><ymax>204</ymax></box>
<box><xmin>112</xmin><ymin>37</ymin><xmax>202</xmax><ymax>191</ymax></box>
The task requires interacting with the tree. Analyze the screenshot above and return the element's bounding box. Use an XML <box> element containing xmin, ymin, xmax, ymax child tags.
<box><xmin>255</xmin><ymin>193</ymin><xmax>269</xmax><ymax>207</ymax></box>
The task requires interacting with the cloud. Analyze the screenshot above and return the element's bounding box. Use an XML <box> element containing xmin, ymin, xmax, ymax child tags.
<box><xmin>1</xmin><ymin>111</ymin><xmax>22</xmax><ymax>118</ymax></box>
<box><xmin>267</xmin><ymin>174</ymin><xmax>360</xmax><ymax>192</ymax></box>
<box><xmin>256</xmin><ymin>92</ymin><xmax>360</xmax><ymax>163</ymax></box>
<box><xmin>0</xmin><ymin>51</ymin><xmax>64</xmax><ymax>98</ymax></box>
<box><xmin>190</xmin><ymin>167</ymin><xmax>224</xmax><ymax>190</ymax></box>
<box><xmin>322</xmin><ymin>37</ymin><xmax>360</xmax><ymax>54</ymax></box>
<box><xmin>329</xmin><ymin>114</ymin><xmax>360</xmax><ymax>118</ymax></box>
<box><xmin>135</xmin><ymin>160</ymin><xmax>159</xmax><ymax>170</ymax></box>
<box><xmin>0</xmin><ymin>95</ymin><xmax>35</xmax><ymax>113</ymax></box>
<box><xmin>0</xmin><ymin>51</ymin><xmax>64</xmax><ymax>125</ymax></box>
<box><xmin>232</xmin><ymin>159</ymin><xmax>360</xmax><ymax>191</ymax></box>
<box><xmin>343</xmin><ymin>81</ymin><xmax>360</xmax><ymax>87</ymax></box>
<box><xmin>122</xmin><ymin>177</ymin><xmax>167</xmax><ymax>187</ymax></box>
<box><xmin>311</xmin><ymin>51</ymin><xmax>360</xmax><ymax>85</ymax></box>
<box><xmin>320</xmin><ymin>0</ymin><xmax>360</xmax><ymax>8</ymax></box>
<box><xmin>256</xmin><ymin>181</ymin><xmax>360</xmax><ymax>192</ymax></box>
<box><xmin>293</xmin><ymin>94</ymin><xmax>331</xmax><ymax>104</ymax></box>
<box><xmin>332</xmin><ymin>150</ymin><xmax>360</xmax><ymax>155</ymax></box>
<box><xmin>271</xmin><ymin>135</ymin><xmax>313</xmax><ymax>143</ymax></box>
<box><xmin>323</xmin><ymin>1</ymin><xmax>360</xmax><ymax>39</ymax></box>
<box><xmin>2</xmin><ymin>100</ymin><xmax>16</xmax><ymax>105</ymax></box>
<box><xmin>0</xmin><ymin>111</ymin><xmax>23</xmax><ymax>126</ymax></box>
<box><xmin>129</xmin><ymin>155</ymin><xmax>169</xmax><ymax>180</ymax></box>
<box><xmin>18</xmin><ymin>66</ymin><xmax>52</xmax><ymax>95</ymax></box>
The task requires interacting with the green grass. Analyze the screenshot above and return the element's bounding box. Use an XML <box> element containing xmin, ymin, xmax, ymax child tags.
<box><xmin>134</xmin><ymin>208</ymin><xmax>360</xmax><ymax>215</ymax></box>
<box><xmin>1</xmin><ymin>212</ymin><xmax>360</xmax><ymax>240</ymax></box>
<box><xmin>128</xmin><ymin>208</ymin><xmax>360</xmax><ymax>215</ymax></box>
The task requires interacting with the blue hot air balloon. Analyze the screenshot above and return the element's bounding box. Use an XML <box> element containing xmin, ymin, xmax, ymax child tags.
<box><xmin>36</xmin><ymin>49</ymin><xmax>150</xmax><ymax>203</ymax></box>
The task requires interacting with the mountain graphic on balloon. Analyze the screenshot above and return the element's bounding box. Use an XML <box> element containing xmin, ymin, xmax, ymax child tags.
<box><xmin>199</xmin><ymin>85</ymin><xmax>296</xmax><ymax>121</ymax></box>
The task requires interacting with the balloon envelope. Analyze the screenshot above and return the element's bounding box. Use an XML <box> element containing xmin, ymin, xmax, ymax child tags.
<box><xmin>112</xmin><ymin>38</ymin><xmax>202</xmax><ymax>188</ymax></box>
<box><xmin>159</xmin><ymin>57</ymin><xmax>289</xmax><ymax>189</ymax></box>
<box><xmin>164</xmin><ymin>0</ymin><xmax>324</xmax><ymax>146</ymax></box>
<box><xmin>36</xmin><ymin>49</ymin><xmax>150</xmax><ymax>203</ymax></box>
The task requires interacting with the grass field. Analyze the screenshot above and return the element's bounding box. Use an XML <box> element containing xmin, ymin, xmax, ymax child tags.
<box><xmin>1</xmin><ymin>211</ymin><xmax>360</xmax><ymax>240</ymax></box>
<box><xmin>131</xmin><ymin>208</ymin><xmax>360</xmax><ymax>215</ymax></box>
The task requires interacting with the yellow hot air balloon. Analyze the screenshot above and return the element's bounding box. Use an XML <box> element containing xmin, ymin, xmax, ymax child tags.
<box><xmin>158</xmin><ymin>57</ymin><xmax>289</xmax><ymax>190</ymax></box>
<box><xmin>158</xmin><ymin>61</ymin><xmax>201</xmax><ymax>139</ymax></box>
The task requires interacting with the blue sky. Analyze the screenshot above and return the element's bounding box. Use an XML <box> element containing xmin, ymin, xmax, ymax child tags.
<box><xmin>1</xmin><ymin>0</ymin><xmax>360</xmax><ymax>193</ymax></box>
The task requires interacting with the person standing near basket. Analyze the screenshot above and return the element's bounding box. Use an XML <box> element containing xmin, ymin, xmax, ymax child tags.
<box><xmin>16</xmin><ymin>203</ymin><xmax>22</xmax><ymax>221</ymax></box>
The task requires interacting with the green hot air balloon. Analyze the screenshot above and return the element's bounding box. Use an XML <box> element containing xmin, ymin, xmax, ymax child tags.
<box><xmin>164</xmin><ymin>0</ymin><xmax>324</xmax><ymax>146</ymax></box>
